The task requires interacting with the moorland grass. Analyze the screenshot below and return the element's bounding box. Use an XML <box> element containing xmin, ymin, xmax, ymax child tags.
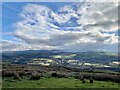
<box><xmin>2</xmin><ymin>77</ymin><xmax>119</xmax><ymax>88</ymax></box>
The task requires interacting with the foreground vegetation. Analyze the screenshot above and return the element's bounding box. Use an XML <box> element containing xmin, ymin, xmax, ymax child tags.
<box><xmin>3</xmin><ymin>77</ymin><xmax>119</xmax><ymax>88</ymax></box>
<box><xmin>2</xmin><ymin>64</ymin><xmax>120</xmax><ymax>88</ymax></box>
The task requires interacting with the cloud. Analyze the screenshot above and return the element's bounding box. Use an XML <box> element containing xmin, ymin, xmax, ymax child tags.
<box><xmin>2</xmin><ymin>40</ymin><xmax>55</xmax><ymax>51</ymax></box>
<box><xmin>2</xmin><ymin>40</ymin><xmax>27</xmax><ymax>51</ymax></box>
<box><xmin>77</xmin><ymin>2</ymin><xmax>118</xmax><ymax>32</ymax></box>
<box><xmin>2</xmin><ymin>2</ymin><xmax>119</xmax><ymax>52</ymax></box>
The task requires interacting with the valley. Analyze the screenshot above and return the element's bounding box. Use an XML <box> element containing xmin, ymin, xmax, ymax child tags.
<box><xmin>2</xmin><ymin>50</ymin><xmax>120</xmax><ymax>72</ymax></box>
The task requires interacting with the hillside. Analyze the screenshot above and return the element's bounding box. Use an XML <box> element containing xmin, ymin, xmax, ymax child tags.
<box><xmin>2</xmin><ymin>50</ymin><xmax>118</xmax><ymax>64</ymax></box>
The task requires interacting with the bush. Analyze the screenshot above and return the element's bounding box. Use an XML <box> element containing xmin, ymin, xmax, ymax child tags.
<box><xmin>30</xmin><ymin>73</ymin><xmax>41</xmax><ymax>80</ymax></box>
<box><xmin>51</xmin><ymin>72</ymin><xmax>65</xmax><ymax>78</ymax></box>
<box><xmin>2</xmin><ymin>71</ymin><xmax>14</xmax><ymax>77</ymax></box>
<box><xmin>24</xmin><ymin>71</ymin><xmax>32</xmax><ymax>76</ymax></box>
<box><xmin>89</xmin><ymin>77</ymin><xmax>93</xmax><ymax>83</ymax></box>
<box><xmin>83</xmin><ymin>73</ymin><xmax>120</xmax><ymax>83</ymax></box>
<box><xmin>74</xmin><ymin>75</ymin><xmax>81</xmax><ymax>79</ymax></box>
<box><xmin>18</xmin><ymin>71</ymin><xmax>25</xmax><ymax>76</ymax></box>
<box><xmin>81</xmin><ymin>76</ymin><xmax>86</xmax><ymax>83</ymax></box>
<box><xmin>13</xmin><ymin>72</ymin><xmax>21</xmax><ymax>80</ymax></box>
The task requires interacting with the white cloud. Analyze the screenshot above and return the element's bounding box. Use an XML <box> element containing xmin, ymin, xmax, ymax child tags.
<box><xmin>2</xmin><ymin>2</ymin><xmax>119</xmax><ymax>52</ymax></box>
<box><xmin>51</xmin><ymin>5</ymin><xmax>78</xmax><ymax>24</ymax></box>
<box><xmin>77</xmin><ymin>2</ymin><xmax>118</xmax><ymax>32</ymax></box>
<box><xmin>2</xmin><ymin>40</ymin><xmax>27</xmax><ymax>51</ymax></box>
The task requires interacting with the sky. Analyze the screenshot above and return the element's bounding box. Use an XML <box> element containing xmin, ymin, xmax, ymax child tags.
<box><xmin>2</xmin><ymin>1</ymin><xmax>119</xmax><ymax>52</ymax></box>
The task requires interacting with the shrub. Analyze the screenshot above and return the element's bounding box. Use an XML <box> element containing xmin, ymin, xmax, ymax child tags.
<box><xmin>2</xmin><ymin>71</ymin><xmax>14</xmax><ymax>77</ymax></box>
<box><xmin>18</xmin><ymin>71</ymin><xmax>25</xmax><ymax>76</ymax></box>
<box><xmin>81</xmin><ymin>76</ymin><xmax>86</xmax><ymax>83</ymax></box>
<box><xmin>51</xmin><ymin>72</ymin><xmax>65</xmax><ymax>78</ymax></box>
<box><xmin>30</xmin><ymin>73</ymin><xmax>41</xmax><ymax>80</ymax></box>
<box><xmin>24</xmin><ymin>71</ymin><xmax>32</xmax><ymax>76</ymax></box>
<box><xmin>89</xmin><ymin>77</ymin><xmax>93</xmax><ymax>83</ymax></box>
<box><xmin>13</xmin><ymin>72</ymin><xmax>21</xmax><ymax>80</ymax></box>
<box><xmin>74</xmin><ymin>75</ymin><xmax>81</xmax><ymax>79</ymax></box>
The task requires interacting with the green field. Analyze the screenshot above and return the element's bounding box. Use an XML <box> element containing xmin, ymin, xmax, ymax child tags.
<box><xmin>52</xmin><ymin>54</ymin><xmax>76</xmax><ymax>59</ymax></box>
<box><xmin>3</xmin><ymin>77</ymin><xmax>119</xmax><ymax>88</ymax></box>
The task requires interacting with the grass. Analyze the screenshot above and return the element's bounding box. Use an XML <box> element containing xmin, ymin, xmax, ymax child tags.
<box><xmin>100</xmin><ymin>52</ymin><xmax>118</xmax><ymax>56</ymax></box>
<box><xmin>2</xmin><ymin>77</ymin><xmax>119</xmax><ymax>88</ymax></box>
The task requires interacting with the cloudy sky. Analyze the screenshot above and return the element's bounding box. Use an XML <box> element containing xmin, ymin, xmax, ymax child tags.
<box><xmin>2</xmin><ymin>1</ymin><xmax>119</xmax><ymax>52</ymax></box>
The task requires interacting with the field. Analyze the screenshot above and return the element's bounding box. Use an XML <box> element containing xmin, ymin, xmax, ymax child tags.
<box><xmin>52</xmin><ymin>54</ymin><xmax>76</xmax><ymax>59</ymax></box>
<box><xmin>3</xmin><ymin>77</ymin><xmax>119</xmax><ymax>88</ymax></box>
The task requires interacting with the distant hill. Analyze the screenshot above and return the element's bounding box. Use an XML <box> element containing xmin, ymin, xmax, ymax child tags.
<box><xmin>73</xmin><ymin>51</ymin><xmax>118</xmax><ymax>64</ymax></box>
<box><xmin>2</xmin><ymin>50</ymin><xmax>119</xmax><ymax>64</ymax></box>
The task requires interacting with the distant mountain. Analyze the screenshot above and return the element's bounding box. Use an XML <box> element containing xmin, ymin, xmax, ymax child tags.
<box><xmin>2</xmin><ymin>50</ymin><xmax>119</xmax><ymax>64</ymax></box>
